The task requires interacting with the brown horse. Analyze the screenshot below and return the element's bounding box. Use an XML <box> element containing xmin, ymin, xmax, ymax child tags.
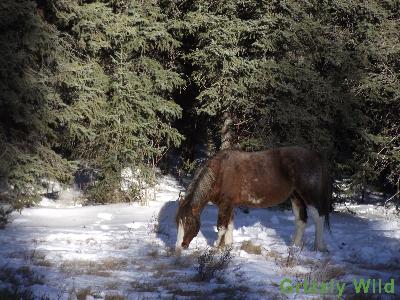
<box><xmin>176</xmin><ymin>146</ymin><xmax>332</xmax><ymax>252</ymax></box>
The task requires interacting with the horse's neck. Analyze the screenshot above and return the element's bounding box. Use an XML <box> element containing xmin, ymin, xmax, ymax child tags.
<box><xmin>187</xmin><ymin>193</ymin><xmax>208</xmax><ymax>215</ymax></box>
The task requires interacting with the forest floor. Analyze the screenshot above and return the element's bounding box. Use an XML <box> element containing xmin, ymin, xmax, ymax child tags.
<box><xmin>0</xmin><ymin>175</ymin><xmax>399</xmax><ymax>300</ymax></box>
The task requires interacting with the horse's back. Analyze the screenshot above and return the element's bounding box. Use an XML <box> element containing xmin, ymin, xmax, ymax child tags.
<box><xmin>208</xmin><ymin>147</ymin><xmax>328</xmax><ymax>208</ymax></box>
<box><xmin>212</xmin><ymin>146</ymin><xmax>322</xmax><ymax>179</ymax></box>
<box><xmin>209</xmin><ymin>148</ymin><xmax>295</xmax><ymax>206</ymax></box>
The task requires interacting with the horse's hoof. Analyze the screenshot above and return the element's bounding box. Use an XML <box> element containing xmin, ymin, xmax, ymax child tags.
<box><xmin>290</xmin><ymin>244</ymin><xmax>301</xmax><ymax>251</ymax></box>
<box><xmin>291</xmin><ymin>242</ymin><xmax>303</xmax><ymax>248</ymax></box>
<box><xmin>214</xmin><ymin>240</ymin><xmax>225</xmax><ymax>248</ymax></box>
<box><xmin>314</xmin><ymin>245</ymin><xmax>329</xmax><ymax>252</ymax></box>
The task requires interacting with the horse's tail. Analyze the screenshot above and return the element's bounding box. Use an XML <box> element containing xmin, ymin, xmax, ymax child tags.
<box><xmin>186</xmin><ymin>162</ymin><xmax>216</xmax><ymax>206</ymax></box>
<box><xmin>325</xmin><ymin>180</ymin><xmax>333</xmax><ymax>233</ymax></box>
<box><xmin>324</xmin><ymin>211</ymin><xmax>331</xmax><ymax>233</ymax></box>
<box><xmin>321</xmin><ymin>156</ymin><xmax>333</xmax><ymax>233</ymax></box>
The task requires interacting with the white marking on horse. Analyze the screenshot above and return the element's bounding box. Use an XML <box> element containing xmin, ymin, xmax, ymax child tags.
<box><xmin>248</xmin><ymin>195</ymin><xmax>264</xmax><ymax>205</ymax></box>
<box><xmin>176</xmin><ymin>220</ymin><xmax>184</xmax><ymax>250</ymax></box>
<box><xmin>224</xmin><ymin>219</ymin><xmax>234</xmax><ymax>245</ymax></box>
<box><xmin>214</xmin><ymin>226</ymin><xmax>227</xmax><ymax>247</ymax></box>
<box><xmin>292</xmin><ymin>201</ymin><xmax>306</xmax><ymax>247</ymax></box>
<box><xmin>308</xmin><ymin>206</ymin><xmax>328</xmax><ymax>252</ymax></box>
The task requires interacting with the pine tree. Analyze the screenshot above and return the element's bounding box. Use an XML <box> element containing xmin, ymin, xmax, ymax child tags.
<box><xmin>1</xmin><ymin>0</ymin><xmax>398</xmax><ymax>207</ymax></box>
<box><xmin>169</xmin><ymin>1</ymin><xmax>358</xmax><ymax>155</ymax></box>
<box><xmin>48</xmin><ymin>0</ymin><xmax>184</xmax><ymax>202</ymax></box>
<box><xmin>0</xmin><ymin>0</ymin><xmax>74</xmax><ymax>207</ymax></box>
<box><xmin>166</xmin><ymin>0</ymin><xmax>399</xmax><ymax>194</ymax></box>
<box><xmin>331</xmin><ymin>0</ymin><xmax>400</xmax><ymax>192</ymax></box>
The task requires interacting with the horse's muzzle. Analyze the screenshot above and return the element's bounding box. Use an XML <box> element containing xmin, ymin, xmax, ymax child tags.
<box><xmin>181</xmin><ymin>242</ymin><xmax>189</xmax><ymax>249</ymax></box>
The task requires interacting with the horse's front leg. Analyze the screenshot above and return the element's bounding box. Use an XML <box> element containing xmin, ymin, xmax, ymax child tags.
<box><xmin>215</xmin><ymin>206</ymin><xmax>234</xmax><ymax>248</ymax></box>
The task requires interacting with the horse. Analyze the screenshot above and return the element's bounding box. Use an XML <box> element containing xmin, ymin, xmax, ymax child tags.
<box><xmin>175</xmin><ymin>146</ymin><xmax>332</xmax><ymax>252</ymax></box>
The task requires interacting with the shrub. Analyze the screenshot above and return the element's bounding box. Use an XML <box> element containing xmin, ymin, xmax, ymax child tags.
<box><xmin>195</xmin><ymin>247</ymin><xmax>233</xmax><ymax>281</ymax></box>
<box><xmin>0</xmin><ymin>206</ymin><xmax>13</xmax><ymax>229</ymax></box>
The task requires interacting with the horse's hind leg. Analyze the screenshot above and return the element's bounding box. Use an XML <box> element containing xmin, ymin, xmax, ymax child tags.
<box><xmin>215</xmin><ymin>206</ymin><xmax>234</xmax><ymax>248</ymax></box>
<box><xmin>308</xmin><ymin>206</ymin><xmax>328</xmax><ymax>252</ymax></box>
<box><xmin>291</xmin><ymin>194</ymin><xmax>307</xmax><ymax>247</ymax></box>
<box><xmin>224</xmin><ymin>214</ymin><xmax>234</xmax><ymax>246</ymax></box>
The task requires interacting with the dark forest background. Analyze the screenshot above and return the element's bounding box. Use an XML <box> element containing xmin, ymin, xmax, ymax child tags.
<box><xmin>0</xmin><ymin>0</ymin><xmax>399</xmax><ymax>207</ymax></box>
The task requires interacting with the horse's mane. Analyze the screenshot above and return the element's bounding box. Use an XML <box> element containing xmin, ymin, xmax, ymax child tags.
<box><xmin>185</xmin><ymin>164</ymin><xmax>216</xmax><ymax>205</ymax></box>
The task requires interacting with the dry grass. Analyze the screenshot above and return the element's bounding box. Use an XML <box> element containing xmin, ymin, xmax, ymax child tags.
<box><xmin>152</xmin><ymin>262</ymin><xmax>178</xmax><ymax>279</ymax></box>
<box><xmin>212</xmin><ymin>285</ymin><xmax>251</xmax><ymax>296</ymax></box>
<box><xmin>34</xmin><ymin>258</ymin><xmax>53</xmax><ymax>267</ymax></box>
<box><xmin>172</xmin><ymin>255</ymin><xmax>195</xmax><ymax>268</ymax></box>
<box><xmin>130</xmin><ymin>281</ymin><xmax>158</xmax><ymax>293</ymax></box>
<box><xmin>105</xmin><ymin>281</ymin><xmax>120</xmax><ymax>290</ymax></box>
<box><xmin>147</xmin><ymin>248</ymin><xmax>159</xmax><ymax>258</ymax></box>
<box><xmin>281</xmin><ymin>255</ymin><xmax>346</xmax><ymax>286</ymax></box>
<box><xmin>284</xmin><ymin>247</ymin><xmax>300</xmax><ymax>268</ymax></box>
<box><xmin>168</xmin><ymin>289</ymin><xmax>206</xmax><ymax>297</ymax></box>
<box><xmin>116</xmin><ymin>243</ymin><xmax>130</xmax><ymax>250</ymax></box>
<box><xmin>105</xmin><ymin>295</ymin><xmax>125</xmax><ymax>300</ymax></box>
<box><xmin>240</xmin><ymin>240</ymin><xmax>263</xmax><ymax>255</ymax></box>
<box><xmin>307</xmin><ymin>261</ymin><xmax>346</xmax><ymax>282</ymax></box>
<box><xmin>31</xmin><ymin>250</ymin><xmax>53</xmax><ymax>268</ymax></box>
<box><xmin>59</xmin><ymin>258</ymin><xmax>128</xmax><ymax>277</ymax></box>
<box><xmin>75</xmin><ymin>286</ymin><xmax>126</xmax><ymax>299</ymax></box>
<box><xmin>264</xmin><ymin>249</ymin><xmax>284</xmax><ymax>262</ymax></box>
<box><xmin>76</xmin><ymin>287</ymin><xmax>92</xmax><ymax>300</ymax></box>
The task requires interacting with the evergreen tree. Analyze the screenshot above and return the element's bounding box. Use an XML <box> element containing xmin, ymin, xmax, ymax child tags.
<box><xmin>169</xmin><ymin>1</ymin><xmax>359</xmax><ymax>158</ymax></box>
<box><xmin>345</xmin><ymin>1</ymin><xmax>399</xmax><ymax>192</ymax></box>
<box><xmin>1</xmin><ymin>0</ymin><xmax>398</xmax><ymax>206</ymax></box>
<box><xmin>0</xmin><ymin>0</ymin><xmax>74</xmax><ymax>207</ymax></box>
<box><xmin>166</xmin><ymin>0</ymin><xmax>399</xmax><ymax>194</ymax></box>
<box><xmin>48</xmin><ymin>0</ymin><xmax>184</xmax><ymax>202</ymax></box>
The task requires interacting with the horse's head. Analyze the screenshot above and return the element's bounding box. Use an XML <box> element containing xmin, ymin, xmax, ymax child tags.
<box><xmin>175</xmin><ymin>192</ymin><xmax>200</xmax><ymax>249</ymax></box>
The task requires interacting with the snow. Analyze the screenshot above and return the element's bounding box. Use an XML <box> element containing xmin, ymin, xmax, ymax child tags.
<box><xmin>1</xmin><ymin>175</ymin><xmax>399</xmax><ymax>299</ymax></box>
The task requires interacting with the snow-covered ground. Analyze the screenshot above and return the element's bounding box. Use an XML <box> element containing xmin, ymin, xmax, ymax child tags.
<box><xmin>0</xmin><ymin>175</ymin><xmax>399</xmax><ymax>299</ymax></box>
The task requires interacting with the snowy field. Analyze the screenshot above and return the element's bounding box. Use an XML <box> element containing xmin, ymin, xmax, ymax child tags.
<box><xmin>0</xmin><ymin>175</ymin><xmax>399</xmax><ymax>299</ymax></box>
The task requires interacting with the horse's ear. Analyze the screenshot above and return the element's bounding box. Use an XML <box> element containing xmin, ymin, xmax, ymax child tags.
<box><xmin>192</xmin><ymin>207</ymin><xmax>200</xmax><ymax>216</ymax></box>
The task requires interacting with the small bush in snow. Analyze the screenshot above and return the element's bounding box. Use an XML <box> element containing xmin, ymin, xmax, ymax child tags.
<box><xmin>75</xmin><ymin>287</ymin><xmax>93</xmax><ymax>300</ymax></box>
<box><xmin>104</xmin><ymin>295</ymin><xmax>125</xmax><ymax>300</ymax></box>
<box><xmin>306</xmin><ymin>261</ymin><xmax>346</xmax><ymax>282</ymax></box>
<box><xmin>195</xmin><ymin>247</ymin><xmax>233</xmax><ymax>281</ymax></box>
<box><xmin>285</xmin><ymin>246</ymin><xmax>301</xmax><ymax>268</ymax></box>
<box><xmin>0</xmin><ymin>265</ymin><xmax>47</xmax><ymax>299</ymax></box>
<box><xmin>147</xmin><ymin>213</ymin><xmax>160</xmax><ymax>234</ymax></box>
<box><xmin>0</xmin><ymin>206</ymin><xmax>13</xmax><ymax>229</ymax></box>
<box><xmin>148</xmin><ymin>213</ymin><xmax>169</xmax><ymax>237</ymax></box>
<box><xmin>240</xmin><ymin>240</ymin><xmax>263</xmax><ymax>255</ymax></box>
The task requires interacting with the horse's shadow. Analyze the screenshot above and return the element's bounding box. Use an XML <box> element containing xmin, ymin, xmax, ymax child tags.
<box><xmin>157</xmin><ymin>199</ymin><xmax>400</xmax><ymax>294</ymax></box>
<box><xmin>156</xmin><ymin>200</ymin><xmax>295</xmax><ymax>248</ymax></box>
<box><xmin>157</xmin><ymin>200</ymin><xmax>400</xmax><ymax>269</ymax></box>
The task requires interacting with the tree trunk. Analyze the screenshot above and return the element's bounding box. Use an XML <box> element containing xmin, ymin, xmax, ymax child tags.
<box><xmin>360</xmin><ymin>170</ymin><xmax>366</xmax><ymax>203</ymax></box>
<box><xmin>220</xmin><ymin>111</ymin><xmax>233</xmax><ymax>150</ymax></box>
<box><xmin>220</xmin><ymin>111</ymin><xmax>249</xmax><ymax>213</ymax></box>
